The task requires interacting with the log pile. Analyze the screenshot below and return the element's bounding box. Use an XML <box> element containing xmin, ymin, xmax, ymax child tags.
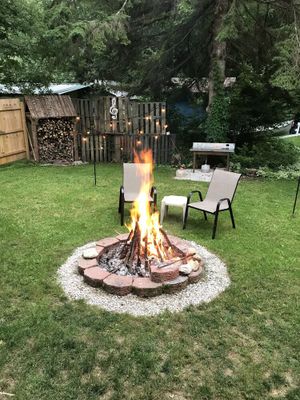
<box><xmin>37</xmin><ymin>118</ymin><xmax>74</xmax><ymax>163</ymax></box>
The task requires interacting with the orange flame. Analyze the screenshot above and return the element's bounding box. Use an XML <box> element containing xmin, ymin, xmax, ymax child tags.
<box><xmin>126</xmin><ymin>149</ymin><xmax>169</xmax><ymax>261</ymax></box>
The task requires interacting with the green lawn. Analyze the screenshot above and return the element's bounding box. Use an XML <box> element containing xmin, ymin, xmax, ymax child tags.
<box><xmin>0</xmin><ymin>162</ymin><xmax>299</xmax><ymax>400</ymax></box>
<box><xmin>283</xmin><ymin>135</ymin><xmax>300</xmax><ymax>147</ymax></box>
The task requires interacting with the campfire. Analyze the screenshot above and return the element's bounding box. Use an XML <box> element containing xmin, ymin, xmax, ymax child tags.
<box><xmin>78</xmin><ymin>149</ymin><xmax>205</xmax><ymax>297</ymax></box>
<box><xmin>98</xmin><ymin>150</ymin><xmax>195</xmax><ymax>277</ymax></box>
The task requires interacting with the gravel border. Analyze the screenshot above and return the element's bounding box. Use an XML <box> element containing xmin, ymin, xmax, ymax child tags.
<box><xmin>57</xmin><ymin>240</ymin><xmax>230</xmax><ymax>316</ymax></box>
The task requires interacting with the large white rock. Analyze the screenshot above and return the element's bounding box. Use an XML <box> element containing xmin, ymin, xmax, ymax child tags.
<box><xmin>179</xmin><ymin>263</ymin><xmax>193</xmax><ymax>275</ymax></box>
<box><xmin>189</xmin><ymin>259</ymin><xmax>200</xmax><ymax>272</ymax></box>
<box><xmin>82</xmin><ymin>248</ymin><xmax>98</xmax><ymax>259</ymax></box>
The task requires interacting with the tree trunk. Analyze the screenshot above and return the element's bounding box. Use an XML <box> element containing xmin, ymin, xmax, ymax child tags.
<box><xmin>207</xmin><ymin>0</ymin><xmax>230</xmax><ymax>110</ymax></box>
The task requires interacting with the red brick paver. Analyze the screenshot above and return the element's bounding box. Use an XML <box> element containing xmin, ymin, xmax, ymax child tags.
<box><xmin>132</xmin><ymin>277</ymin><xmax>163</xmax><ymax>297</ymax></box>
<box><xmin>84</xmin><ymin>267</ymin><xmax>111</xmax><ymax>287</ymax></box>
<box><xmin>96</xmin><ymin>237</ymin><xmax>119</xmax><ymax>247</ymax></box>
<box><xmin>78</xmin><ymin>257</ymin><xmax>98</xmax><ymax>275</ymax></box>
<box><xmin>103</xmin><ymin>274</ymin><xmax>133</xmax><ymax>296</ymax></box>
<box><xmin>150</xmin><ymin>264</ymin><xmax>179</xmax><ymax>283</ymax></box>
<box><xmin>163</xmin><ymin>275</ymin><xmax>188</xmax><ymax>294</ymax></box>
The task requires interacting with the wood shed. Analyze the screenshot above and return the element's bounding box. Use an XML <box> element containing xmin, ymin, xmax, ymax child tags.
<box><xmin>25</xmin><ymin>95</ymin><xmax>77</xmax><ymax>163</ymax></box>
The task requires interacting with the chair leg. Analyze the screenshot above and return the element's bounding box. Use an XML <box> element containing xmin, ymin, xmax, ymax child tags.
<box><xmin>183</xmin><ymin>205</ymin><xmax>189</xmax><ymax>229</ymax></box>
<box><xmin>120</xmin><ymin>200</ymin><xmax>124</xmax><ymax>226</ymax></box>
<box><xmin>118</xmin><ymin>193</ymin><xmax>121</xmax><ymax>213</ymax></box>
<box><xmin>203</xmin><ymin>211</ymin><xmax>207</xmax><ymax>221</ymax></box>
<box><xmin>228</xmin><ymin>204</ymin><xmax>235</xmax><ymax>228</ymax></box>
<box><xmin>212</xmin><ymin>211</ymin><xmax>219</xmax><ymax>239</ymax></box>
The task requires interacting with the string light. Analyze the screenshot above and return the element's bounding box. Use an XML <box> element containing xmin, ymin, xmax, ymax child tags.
<box><xmin>83</xmin><ymin>137</ymin><xmax>87</xmax><ymax>142</ymax></box>
<box><xmin>120</xmin><ymin>147</ymin><xmax>124</xmax><ymax>151</ymax></box>
<box><xmin>156</xmin><ymin>121</ymin><xmax>160</xmax><ymax>126</ymax></box>
<box><xmin>137</xmin><ymin>140</ymin><xmax>142</xmax><ymax>145</ymax></box>
<box><xmin>161</xmin><ymin>108</ymin><xmax>166</xmax><ymax>113</ymax></box>
<box><xmin>139</xmin><ymin>130</ymin><xmax>143</xmax><ymax>134</ymax></box>
<box><xmin>164</xmin><ymin>124</ymin><xmax>168</xmax><ymax>129</ymax></box>
<box><xmin>103</xmin><ymin>135</ymin><xmax>106</xmax><ymax>139</ymax></box>
<box><xmin>76</xmin><ymin>116</ymin><xmax>80</xmax><ymax>121</ymax></box>
<box><xmin>87</xmin><ymin>131</ymin><xmax>90</xmax><ymax>135</ymax></box>
<box><xmin>100</xmin><ymin>146</ymin><xmax>104</xmax><ymax>149</ymax></box>
<box><xmin>155</xmin><ymin>135</ymin><xmax>158</xmax><ymax>140</ymax></box>
<box><xmin>128</xmin><ymin>121</ymin><xmax>131</xmax><ymax>126</ymax></box>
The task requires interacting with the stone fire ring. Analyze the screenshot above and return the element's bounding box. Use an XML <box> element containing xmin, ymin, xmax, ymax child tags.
<box><xmin>57</xmin><ymin>235</ymin><xmax>230</xmax><ymax>317</ymax></box>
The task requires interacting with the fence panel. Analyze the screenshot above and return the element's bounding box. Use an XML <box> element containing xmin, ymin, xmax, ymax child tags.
<box><xmin>77</xmin><ymin>133</ymin><xmax>175</xmax><ymax>165</ymax></box>
<box><xmin>0</xmin><ymin>98</ymin><xmax>29</xmax><ymax>165</ymax></box>
<box><xmin>73</xmin><ymin>97</ymin><xmax>167</xmax><ymax>135</ymax></box>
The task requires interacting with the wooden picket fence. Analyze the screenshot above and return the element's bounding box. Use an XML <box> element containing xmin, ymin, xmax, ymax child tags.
<box><xmin>73</xmin><ymin>97</ymin><xmax>167</xmax><ymax>135</ymax></box>
<box><xmin>78</xmin><ymin>133</ymin><xmax>176</xmax><ymax>164</ymax></box>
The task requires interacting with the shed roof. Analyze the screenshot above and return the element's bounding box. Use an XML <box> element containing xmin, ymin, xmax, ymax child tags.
<box><xmin>25</xmin><ymin>95</ymin><xmax>77</xmax><ymax>119</ymax></box>
<box><xmin>0</xmin><ymin>83</ymin><xmax>91</xmax><ymax>95</ymax></box>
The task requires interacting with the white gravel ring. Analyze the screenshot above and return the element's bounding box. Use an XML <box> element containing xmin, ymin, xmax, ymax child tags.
<box><xmin>57</xmin><ymin>240</ymin><xmax>230</xmax><ymax>317</ymax></box>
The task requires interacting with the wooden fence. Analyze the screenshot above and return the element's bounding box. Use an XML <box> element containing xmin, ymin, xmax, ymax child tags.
<box><xmin>78</xmin><ymin>133</ymin><xmax>176</xmax><ymax>164</ymax></box>
<box><xmin>73</xmin><ymin>97</ymin><xmax>167</xmax><ymax>135</ymax></box>
<box><xmin>0</xmin><ymin>98</ymin><xmax>29</xmax><ymax>165</ymax></box>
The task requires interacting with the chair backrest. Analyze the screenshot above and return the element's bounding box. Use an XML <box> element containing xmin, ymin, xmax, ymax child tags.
<box><xmin>206</xmin><ymin>169</ymin><xmax>241</xmax><ymax>203</ymax></box>
<box><xmin>123</xmin><ymin>163</ymin><xmax>152</xmax><ymax>194</ymax></box>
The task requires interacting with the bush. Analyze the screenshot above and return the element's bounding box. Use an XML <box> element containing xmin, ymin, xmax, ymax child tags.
<box><xmin>256</xmin><ymin>163</ymin><xmax>300</xmax><ymax>179</ymax></box>
<box><xmin>232</xmin><ymin>138</ymin><xmax>299</xmax><ymax>170</ymax></box>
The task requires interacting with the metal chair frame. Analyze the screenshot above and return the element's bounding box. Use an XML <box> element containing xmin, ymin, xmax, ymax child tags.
<box><xmin>183</xmin><ymin>171</ymin><xmax>241</xmax><ymax>239</ymax></box>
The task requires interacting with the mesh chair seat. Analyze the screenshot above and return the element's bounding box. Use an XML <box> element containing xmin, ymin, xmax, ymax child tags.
<box><xmin>189</xmin><ymin>199</ymin><xmax>229</xmax><ymax>214</ymax></box>
<box><xmin>124</xmin><ymin>193</ymin><xmax>154</xmax><ymax>202</ymax></box>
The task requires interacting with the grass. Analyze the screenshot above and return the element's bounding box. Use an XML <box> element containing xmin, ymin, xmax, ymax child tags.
<box><xmin>0</xmin><ymin>162</ymin><xmax>299</xmax><ymax>400</ymax></box>
<box><xmin>283</xmin><ymin>135</ymin><xmax>300</xmax><ymax>148</ymax></box>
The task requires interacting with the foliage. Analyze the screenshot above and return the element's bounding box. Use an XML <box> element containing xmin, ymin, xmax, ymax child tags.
<box><xmin>0</xmin><ymin>164</ymin><xmax>299</xmax><ymax>399</ymax></box>
<box><xmin>232</xmin><ymin>138</ymin><xmax>300</xmax><ymax>170</ymax></box>
<box><xmin>227</xmin><ymin>64</ymin><xmax>296</xmax><ymax>146</ymax></box>
<box><xmin>256</xmin><ymin>163</ymin><xmax>300</xmax><ymax>180</ymax></box>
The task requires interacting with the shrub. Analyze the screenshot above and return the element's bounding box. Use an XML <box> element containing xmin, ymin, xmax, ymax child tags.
<box><xmin>256</xmin><ymin>163</ymin><xmax>300</xmax><ymax>179</ymax></box>
<box><xmin>232</xmin><ymin>138</ymin><xmax>299</xmax><ymax>170</ymax></box>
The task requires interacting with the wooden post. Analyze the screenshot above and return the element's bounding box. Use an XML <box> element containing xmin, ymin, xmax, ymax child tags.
<box><xmin>20</xmin><ymin>101</ymin><xmax>30</xmax><ymax>160</ymax></box>
<box><xmin>31</xmin><ymin>118</ymin><xmax>39</xmax><ymax>162</ymax></box>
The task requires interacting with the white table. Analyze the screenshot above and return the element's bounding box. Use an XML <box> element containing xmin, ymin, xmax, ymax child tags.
<box><xmin>160</xmin><ymin>195</ymin><xmax>187</xmax><ymax>224</ymax></box>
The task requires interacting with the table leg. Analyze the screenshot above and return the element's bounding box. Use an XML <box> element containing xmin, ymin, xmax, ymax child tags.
<box><xmin>227</xmin><ymin>154</ymin><xmax>230</xmax><ymax>170</ymax></box>
<box><xmin>193</xmin><ymin>153</ymin><xmax>196</xmax><ymax>173</ymax></box>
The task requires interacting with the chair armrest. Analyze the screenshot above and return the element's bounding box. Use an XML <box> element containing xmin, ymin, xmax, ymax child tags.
<box><xmin>151</xmin><ymin>186</ymin><xmax>157</xmax><ymax>206</ymax></box>
<box><xmin>187</xmin><ymin>190</ymin><xmax>204</xmax><ymax>205</ymax></box>
<box><xmin>216</xmin><ymin>198</ymin><xmax>231</xmax><ymax>212</ymax></box>
<box><xmin>150</xmin><ymin>186</ymin><xmax>157</xmax><ymax>197</ymax></box>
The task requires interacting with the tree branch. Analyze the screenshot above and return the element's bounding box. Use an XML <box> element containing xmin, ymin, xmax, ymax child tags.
<box><xmin>116</xmin><ymin>0</ymin><xmax>129</xmax><ymax>15</ymax></box>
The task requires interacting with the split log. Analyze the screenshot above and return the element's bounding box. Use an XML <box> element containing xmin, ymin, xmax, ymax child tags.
<box><xmin>36</xmin><ymin>118</ymin><xmax>74</xmax><ymax>163</ymax></box>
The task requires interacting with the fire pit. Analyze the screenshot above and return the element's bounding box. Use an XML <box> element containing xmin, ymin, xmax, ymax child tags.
<box><xmin>77</xmin><ymin>149</ymin><xmax>205</xmax><ymax>297</ymax></box>
<box><xmin>78</xmin><ymin>233</ymin><xmax>204</xmax><ymax>297</ymax></box>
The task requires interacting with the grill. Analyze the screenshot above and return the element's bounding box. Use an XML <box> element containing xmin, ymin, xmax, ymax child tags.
<box><xmin>190</xmin><ymin>142</ymin><xmax>235</xmax><ymax>171</ymax></box>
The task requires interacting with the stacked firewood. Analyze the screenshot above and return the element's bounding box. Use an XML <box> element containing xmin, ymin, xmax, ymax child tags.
<box><xmin>37</xmin><ymin>118</ymin><xmax>74</xmax><ymax>163</ymax></box>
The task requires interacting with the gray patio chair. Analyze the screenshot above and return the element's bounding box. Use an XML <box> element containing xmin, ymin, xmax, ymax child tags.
<box><xmin>183</xmin><ymin>169</ymin><xmax>241</xmax><ymax>239</ymax></box>
<box><xmin>118</xmin><ymin>163</ymin><xmax>157</xmax><ymax>225</ymax></box>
